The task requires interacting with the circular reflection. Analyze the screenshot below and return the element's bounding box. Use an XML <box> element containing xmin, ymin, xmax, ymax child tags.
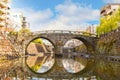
<box><xmin>63</xmin><ymin>39</ymin><xmax>87</xmax><ymax>73</ymax></box>
<box><xmin>26</xmin><ymin>38</ymin><xmax>55</xmax><ymax>73</ymax></box>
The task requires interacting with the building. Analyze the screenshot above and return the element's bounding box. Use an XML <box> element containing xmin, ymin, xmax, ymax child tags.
<box><xmin>0</xmin><ymin>0</ymin><xmax>11</xmax><ymax>27</ymax></box>
<box><xmin>9</xmin><ymin>12</ymin><xmax>30</xmax><ymax>31</ymax></box>
<box><xmin>0</xmin><ymin>0</ymin><xmax>14</xmax><ymax>33</ymax></box>
<box><xmin>22</xmin><ymin>16</ymin><xmax>28</xmax><ymax>28</ymax></box>
<box><xmin>101</xmin><ymin>4</ymin><xmax>120</xmax><ymax>17</ymax></box>
<box><xmin>85</xmin><ymin>25</ymin><xmax>95</xmax><ymax>34</ymax></box>
<box><xmin>0</xmin><ymin>0</ymin><xmax>29</xmax><ymax>32</ymax></box>
<box><xmin>86</xmin><ymin>26</ymin><xmax>92</xmax><ymax>33</ymax></box>
<box><xmin>0</xmin><ymin>1</ymin><xmax>20</xmax><ymax>76</ymax></box>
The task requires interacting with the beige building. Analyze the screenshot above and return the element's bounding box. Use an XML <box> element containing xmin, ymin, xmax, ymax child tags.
<box><xmin>101</xmin><ymin>4</ymin><xmax>120</xmax><ymax>17</ymax></box>
<box><xmin>0</xmin><ymin>0</ymin><xmax>29</xmax><ymax>32</ymax></box>
<box><xmin>0</xmin><ymin>0</ymin><xmax>10</xmax><ymax>27</ymax></box>
<box><xmin>0</xmin><ymin>0</ymin><xmax>13</xmax><ymax>32</ymax></box>
<box><xmin>21</xmin><ymin>16</ymin><xmax>30</xmax><ymax>29</ymax></box>
<box><xmin>85</xmin><ymin>25</ymin><xmax>95</xmax><ymax>34</ymax></box>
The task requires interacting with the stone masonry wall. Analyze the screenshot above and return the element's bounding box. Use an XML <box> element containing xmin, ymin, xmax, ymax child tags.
<box><xmin>96</xmin><ymin>27</ymin><xmax>120</xmax><ymax>56</ymax></box>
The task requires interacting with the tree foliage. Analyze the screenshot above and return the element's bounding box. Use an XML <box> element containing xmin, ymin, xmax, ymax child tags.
<box><xmin>17</xmin><ymin>28</ymin><xmax>31</xmax><ymax>42</ymax></box>
<box><xmin>96</xmin><ymin>8</ymin><xmax>120</xmax><ymax>36</ymax></box>
<box><xmin>31</xmin><ymin>62</ymin><xmax>43</xmax><ymax>72</ymax></box>
<box><xmin>9</xmin><ymin>28</ymin><xmax>31</xmax><ymax>44</ymax></box>
<box><xmin>32</xmin><ymin>38</ymin><xmax>43</xmax><ymax>45</ymax></box>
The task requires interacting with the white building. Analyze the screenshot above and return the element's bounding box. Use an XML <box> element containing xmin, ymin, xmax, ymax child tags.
<box><xmin>101</xmin><ymin>4</ymin><xmax>120</xmax><ymax>17</ymax></box>
<box><xmin>9</xmin><ymin>12</ymin><xmax>29</xmax><ymax>31</ymax></box>
<box><xmin>9</xmin><ymin>12</ymin><xmax>23</xmax><ymax>31</ymax></box>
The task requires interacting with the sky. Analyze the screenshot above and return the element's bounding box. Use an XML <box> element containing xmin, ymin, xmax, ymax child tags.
<box><xmin>11</xmin><ymin>0</ymin><xmax>120</xmax><ymax>31</ymax></box>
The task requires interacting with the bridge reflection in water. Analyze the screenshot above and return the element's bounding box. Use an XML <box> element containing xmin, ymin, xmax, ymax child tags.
<box><xmin>0</xmin><ymin>30</ymin><xmax>120</xmax><ymax>80</ymax></box>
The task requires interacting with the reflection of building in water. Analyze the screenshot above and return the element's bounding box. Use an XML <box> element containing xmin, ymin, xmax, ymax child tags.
<box><xmin>62</xmin><ymin>59</ymin><xmax>85</xmax><ymax>73</ymax></box>
<box><xmin>44</xmin><ymin>58</ymin><xmax>54</xmax><ymax>67</ymax></box>
<box><xmin>74</xmin><ymin>61</ymin><xmax>81</xmax><ymax>72</ymax></box>
<box><xmin>26</xmin><ymin>43</ymin><xmax>41</xmax><ymax>68</ymax></box>
<box><xmin>26</xmin><ymin>38</ymin><xmax>54</xmax><ymax>73</ymax></box>
<box><xmin>27</xmin><ymin>43</ymin><xmax>48</xmax><ymax>67</ymax></box>
<box><xmin>63</xmin><ymin>39</ymin><xmax>87</xmax><ymax>53</ymax></box>
<box><xmin>37</xmin><ymin>59</ymin><xmax>54</xmax><ymax>73</ymax></box>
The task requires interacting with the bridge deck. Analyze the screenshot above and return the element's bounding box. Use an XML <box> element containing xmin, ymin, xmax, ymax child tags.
<box><xmin>32</xmin><ymin>30</ymin><xmax>96</xmax><ymax>37</ymax></box>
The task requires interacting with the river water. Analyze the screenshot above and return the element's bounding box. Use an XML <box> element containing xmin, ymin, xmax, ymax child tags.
<box><xmin>1</xmin><ymin>54</ymin><xmax>120</xmax><ymax>80</ymax></box>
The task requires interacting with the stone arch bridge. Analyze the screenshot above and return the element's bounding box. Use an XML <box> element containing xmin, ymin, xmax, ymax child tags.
<box><xmin>25</xmin><ymin>30</ymin><xmax>97</xmax><ymax>54</ymax></box>
<box><xmin>23</xmin><ymin>30</ymin><xmax>97</xmax><ymax>78</ymax></box>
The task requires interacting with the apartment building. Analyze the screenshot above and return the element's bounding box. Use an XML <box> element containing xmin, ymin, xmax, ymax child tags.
<box><xmin>0</xmin><ymin>0</ymin><xmax>10</xmax><ymax>27</ymax></box>
<box><xmin>0</xmin><ymin>0</ymin><xmax>29</xmax><ymax>32</ymax></box>
<box><xmin>100</xmin><ymin>4</ymin><xmax>120</xmax><ymax>17</ymax></box>
<box><xmin>0</xmin><ymin>0</ymin><xmax>13</xmax><ymax>32</ymax></box>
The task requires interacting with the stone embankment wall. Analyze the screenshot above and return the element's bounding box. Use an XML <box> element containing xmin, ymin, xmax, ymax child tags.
<box><xmin>93</xmin><ymin>27</ymin><xmax>120</xmax><ymax>80</ymax></box>
<box><xmin>96</xmin><ymin>27</ymin><xmax>120</xmax><ymax>56</ymax></box>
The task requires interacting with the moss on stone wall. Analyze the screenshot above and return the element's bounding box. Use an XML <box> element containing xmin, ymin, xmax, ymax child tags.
<box><xmin>96</xmin><ymin>29</ymin><xmax>120</xmax><ymax>56</ymax></box>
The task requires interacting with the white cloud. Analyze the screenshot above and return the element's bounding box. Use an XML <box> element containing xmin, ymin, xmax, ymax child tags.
<box><xmin>11</xmin><ymin>8</ymin><xmax>53</xmax><ymax>31</ymax></box>
<box><xmin>39</xmin><ymin>20</ymin><xmax>91</xmax><ymax>31</ymax></box>
<box><xmin>12</xmin><ymin>8</ymin><xmax>53</xmax><ymax>22</ymax></box>
<box><xmin>55</xmin><ymin>1</ymin><xmax>99</xmax><ymax>25</ymax></box>
<box><xmin>11</xmin><ymin>0</ymin><xmax>100</xmax><ymax>31</ymax></box>
<box><xmin>103</xmin><ymin>0</ymin><xmax>120</xmax><ymax>3</ymax></box>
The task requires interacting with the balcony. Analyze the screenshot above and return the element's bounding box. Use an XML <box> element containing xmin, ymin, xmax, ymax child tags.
<box><xmin>100</xmin><ymin>12</ymin><xmax>107</xmax><ymax>17</ymax></box>
<box><xmin>107</xmin><ymin>11</ymin><xmax>113</xmax><ymax>16</ymax></box>
<box><xmin>6</xmin><ymin>9</ymin><xmax>10</xmax><ymax>14</ymax></box>
<box><xmin>0</xmin><ymin>21</ymin><xmax>5</xmax><ymax>27</ymax></box>
<box><xmin>0</xmin><ymin>8</ymin><xmax>6</xmax><ymax>14</ymax></box>
<box><xmin>0</xmin><ymin>2</ymin><xmax>7</xmax><ymax>8</ymax></box>
<box><xmin>3</xmin><ymin>0</ymin><xmax>10</xmax><ymax>3</ymax></box>
<box><xmin>0</xmin><ymin>15</ymin><xmax>6</xmax><ymax>20</ymax></box>
<box><xmin>5</xmin><ymin>19</ymin><xmax>10</xmax><ymax>25</ymax></box>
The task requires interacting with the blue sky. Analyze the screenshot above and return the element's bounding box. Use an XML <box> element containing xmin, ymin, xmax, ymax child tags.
<box><xmin>11</xmin><ymin>0</ymin><xmax>105</xmax><ymax>10</ymax></box>
<box><xmin>11</xmin><ymin>0</ymin><xmax>120</xmax><ymax>31</ymax></box>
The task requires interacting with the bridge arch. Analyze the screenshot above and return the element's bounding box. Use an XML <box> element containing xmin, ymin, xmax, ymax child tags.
<box><xmin>73</xmin><ymin>36</ymin><xmax>95</xmax><ymax>54</ymax></box>
<box><xmin>62</xmin><ymin>36</ymin><xmax>95</xmax><ymax>74</ymax></box>
<box><xmin>23</xmin><ymin>30</ymin><xmax>96</xmax><ymax>76</ymax></box>
<box><xmin>25</xmin><ymin>36</ymin><xmax>56</xmax><ymax>49</ymax></box>
<box><xmin>25</xmin><ymin>36</ymin><xmax>56</xmax><ymax>74</ymax></box>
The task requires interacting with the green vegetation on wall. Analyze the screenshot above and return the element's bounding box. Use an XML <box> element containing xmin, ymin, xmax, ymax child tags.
<box><xmin>32</xmin><ymin>38</ymin><xmax>43</xmax><ymax>44</ymax></box>
<box><xmin>31</xmin><ymin>62</ymin><xmax>43</xmax><ymax>72</ymax></box>
<box><xmin>9</xmin><ymin>28</ymin><xmax>31</xmax><ymax>42</ymax></box>
<box><xmin>96</xmin><ymin>8</ymin><xmax>120</xmax><ymax>36</ymax></box>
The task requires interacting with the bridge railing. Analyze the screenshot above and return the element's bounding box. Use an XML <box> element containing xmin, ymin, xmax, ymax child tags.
<box><xmin>32</xmin><ymin>30</ymin><xmax>96</xmax><ymax>37</ymax></box>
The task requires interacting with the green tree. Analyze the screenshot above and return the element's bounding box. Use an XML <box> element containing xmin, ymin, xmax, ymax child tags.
<box><xmin>17</xmin><ymin>28</ymin><xmax>31</xmax><ymax>43</ymax></box>
<box><xmin>96</xmin><ymin>8</ymin><xmax>120</xmax><ymax>36</ymax></box>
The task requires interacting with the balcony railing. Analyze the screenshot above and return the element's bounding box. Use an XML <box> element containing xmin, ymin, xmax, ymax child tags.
<box><xmin>33</xmin><ymin>30</ymin><xmax>96</xmax><ymax>37</ymax></box>
<box><xmin>0</xmin><ymin>2</ymin><xmax>7</xmax><ymax>8</ymax></box>
<box><xmin>0</xmin><ymin>8</ymin><xmax>6</xmax><ymax>14</ymax></box>
<box><xmin>0</xmin><ymin>15</ymin><xmax>6</xmax><ymax>20</ymax></box>
<box><xmin>0</xmin><ymin>21</ymin><xmax>5</xmax><ymax>27</ymax></box>
<box><xmin>3</xmin><ymin>0</ymin><xmax>11</xmax><ymax>3</ymax></box>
